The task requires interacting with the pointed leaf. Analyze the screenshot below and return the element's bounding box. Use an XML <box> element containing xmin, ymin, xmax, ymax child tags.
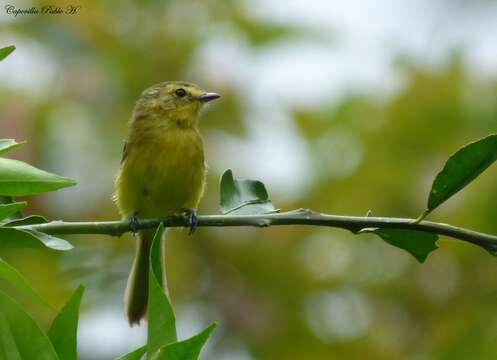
<box><xmin>0</xmin><ymin>158</ymin><xmax>76</xmax><ymax>196</ymax></box>
<box><xmin>0</xmin><ymin>257</ymin><xmax>48</xmax><ymax>305</ymax></box>
<box><xmin>219</xmin><ymin>169</ymin><xmax>278</xmax><ymax>215</ymax></box>
<box><xmin>148</xmin><ymin>223</ymin><xmax>177</xmax><ymax>358</ymax></box>
<box><xmin>0</xmin><ymin>227</ymin><xmax>73</xmax><ymax>250</ymax></box>
<box><xmin>0</xmin><ymin>46</ymin><xmax>15</xmax><ymax>62</ymax></box>
<box><xmin>0</xmin><ymin>202</ymin><xmax>27</xmax><ymax>221</ymax></box>
<box><xmin>0</xmin><ymin>139</ymin><xmax>26</xmax><ymax>155</ymax></box>
<box><xmin>372</xmin><ymin>229</ymin><xmax>438</xmax><ymax>263</ymax></box>
<box><xmin>0</xmin><ymin>311</ymin><xmax>22</xmax><ymax>360</ymax></box>
<box><xmin>151</xmin><ymin>323</ymin><xmax>217</xmax><ymax>360</ymax></box>
<box><xmin>116</xmin><ymin>345</ymin><xmax>146</xmax><ymax>360</ymax></box>
<box><xmin>0</xmin><ymin>196</ymin><xmax>14</xmax><ymax>205</ymax></box>
<box><xmin>48</xmin><ymin>286</ymin><xmax>84</xmax><ymax>360</ymax></box>
<box><xmin>364</xmin><ymin>211</ymin><xmax>438</xmax><ymax>262</ymax></box>
<box><xmin>419</xmin><ymin>133</ymin><xmax>497</xmax><ymax>219</ymax></box>
<box><xmin>0</xmin><ymin>290</ymin><xmax>59</xmax><ymax>360</ymax></box>
<box><xmin>0</xmin><ymin>196</ymin><xmax>23</xmax><ymax>220</ymax></box>
<box><xmin>2</xmin><ymin>215</ymin><xmax>48</xmax><ymax>227</ymax></box>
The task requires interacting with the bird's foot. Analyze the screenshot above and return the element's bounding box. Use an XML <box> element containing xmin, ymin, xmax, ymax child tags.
<box><xmin>128</xmin><ymin>213</ymin><xmax>140</xmax><ymax>235</ymax></box>
<box><xmin>179</xmin><ymin>208</ymin><xmax>198</xmax><ymax>235</ymax></box>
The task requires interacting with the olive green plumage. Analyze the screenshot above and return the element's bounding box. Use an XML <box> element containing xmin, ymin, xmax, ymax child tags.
<box><xmin>114</xmin><ymin>81</ymin><xmax>220</xmax><ymax>325</ymax></box>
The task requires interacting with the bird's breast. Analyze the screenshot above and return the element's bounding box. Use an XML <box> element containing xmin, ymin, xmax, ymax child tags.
<box><xmin>117</xmin><ymin>128</ymin><xmax>205</xmax><ymax>217</ymax></box>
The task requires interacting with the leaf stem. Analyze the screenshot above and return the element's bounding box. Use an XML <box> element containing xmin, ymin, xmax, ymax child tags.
<box><xmin>12</xmin><ymin>209</ymin><xmax>497</xmax><ymax>254</ymax></box>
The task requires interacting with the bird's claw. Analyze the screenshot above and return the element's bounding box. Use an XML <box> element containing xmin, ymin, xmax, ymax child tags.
<box><xmin>129</xmin><ymin>214</ymin><xmax>140</xmax><ymax>234</ymax></box>
<box><xmin>180</xmin><ymin>208</ymin><xmax>198</xmax><ymax>235</ymax></box>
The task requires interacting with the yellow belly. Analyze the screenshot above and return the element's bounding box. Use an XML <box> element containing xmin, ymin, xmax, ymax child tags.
<box><xmin>114</xmin><ymin>128</ymin><xmax>205</xmax><ymax>219</ymax></box>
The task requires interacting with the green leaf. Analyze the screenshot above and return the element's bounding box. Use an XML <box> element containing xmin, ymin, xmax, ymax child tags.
<box><xmin>48</xmin><ymin>286</ymin><xmax>84</xmax><ymax>360</ymax></box>
<box><xmin>0</xmin><ymin>311</ymin><xmax>22</xmax><ymax>360</ymax></box>
<box><xmin>0</xmin><ymin>257</ymin><xmax>48</xmax><ymax>305</ymax></box>
<box><xmin>364</xmin><ymin>211</ymin><xmax>438</xmax><ymax>262</ymax></box>
<box><xmin>0</xmin><ymin>139</ymin><xmax>26</xmax><ymax>155</ymax></box>
<box><xmin>0</xmin><ymin>202</ymin><xmax>27</xmax><ymax>221</ymax></box>
<box><xmin>0</xmin><ymin>158</ymin><xmax>76</xmax><ymax>196</ymax></box>
<box><xmin>0</xmin><ymin>196</ymin><xmax>14</xmax><ymax>205</ymax></box>
<box><xmin>372</xmin><ymin>229</ymin><xmax>438</xmax><ymax>263</ymax></box>
<box><xmin>148</xmin><ymin>223</ymin><xmax>177</xmax><ymax>358</ymax></box>
<box><xmin>116</xmin><ymin>346</ymin><xmax>146</xmax><ymax>360</ymax></box>
<box><xmin>0</xmin><ymin>196</ymin><xmax>23</xmax><ymax>220</ymax></box>
<box><xmin>0</xmin><ymin>46</ymin><xmax>15</xmax><ymax>62</ymax></box>
<box><xmin>0</xmin><ymin>290</ymin><xmax>59</xmax><ymax>360</ymax></box>
<box><xmin>419</xmin><ymin>133</ymin><xmax>497</xmax><ymax>220</ymax></box>
<box><xmin>151</xmin><ymin>323</ymin><xmax>217</xmax><ymax>360</ymax></box>
<box><xmin>0</xmin><ymin>227</ymin><xmax>73</xmax><ymax>251</ymax></box>
<box><xmin>219</xmin><ymin>169</ymin><xmax>278</xmax><ymax>215</ymax></box>
<box><xmin>1</xmin><ymin>215</ymin><xmax>48</xmax><ymax>227</ymax></box>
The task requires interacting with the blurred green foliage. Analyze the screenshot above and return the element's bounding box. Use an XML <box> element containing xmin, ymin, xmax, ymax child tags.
<box><xmin>2</xmin><ymin>0</ymin><xmax>497</xmax><ymax>359</ymax></box>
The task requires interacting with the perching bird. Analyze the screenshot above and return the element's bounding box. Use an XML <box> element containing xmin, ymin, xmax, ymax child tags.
<box><xmin>114</xmin><ymin>81</ymin><xmax>220</xmax><ymax>325</ymax></box>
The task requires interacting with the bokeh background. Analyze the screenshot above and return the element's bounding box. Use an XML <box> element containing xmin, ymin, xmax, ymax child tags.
<box><xmin>2</xmin><ymin>0</ymin><xmax>497</xmax><ymax>359</ymax></box>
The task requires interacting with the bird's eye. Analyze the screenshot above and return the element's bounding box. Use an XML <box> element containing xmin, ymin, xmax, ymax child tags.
<box><xmin>175</xmin><ymin>88</ymin><xmax>187</xmax><ymax>97</ymax></box>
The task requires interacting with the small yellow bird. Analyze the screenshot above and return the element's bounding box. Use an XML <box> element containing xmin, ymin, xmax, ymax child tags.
<box><xmin>114</xmin><ymin>81</ymin><xmax>220</xmax><ymax>325</ymax></box>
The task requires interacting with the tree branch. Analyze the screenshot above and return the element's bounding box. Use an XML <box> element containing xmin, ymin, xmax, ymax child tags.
<box><xmin>13</xmin><ymin>209</ymin><xmax>497</xmax><ymax>253</ymax></box>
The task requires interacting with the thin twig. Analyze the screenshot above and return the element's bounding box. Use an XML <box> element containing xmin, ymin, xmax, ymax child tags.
<box><xmin>12</xmin><ymin>209</ymin><xmax>497</xmax><ymax>254</ymax></box>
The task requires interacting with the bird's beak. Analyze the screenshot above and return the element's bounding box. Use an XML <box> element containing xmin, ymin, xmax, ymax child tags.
<box><xmin>198</xmin><ymin>92</ymin><xmax>221</xmax><ymax>103</ymax></box>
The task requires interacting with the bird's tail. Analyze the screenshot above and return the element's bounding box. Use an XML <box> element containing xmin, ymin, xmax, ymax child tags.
<box><xmin>124</xmin><ymin>228</ymin><xmax>155</xmax><ymax>325</ymax></box>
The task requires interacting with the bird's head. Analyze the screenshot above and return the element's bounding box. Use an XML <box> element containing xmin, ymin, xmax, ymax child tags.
<box><xmin>133</xmin><ymin>81</ymin><xmax>220</xmax><ymax>128</ymax></box>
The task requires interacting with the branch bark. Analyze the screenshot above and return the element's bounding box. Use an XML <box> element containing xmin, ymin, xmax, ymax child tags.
<box><xmin>13</xmin><ymin>209</ymin><xmax>497</xmax><ymax>254</ymax></box>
